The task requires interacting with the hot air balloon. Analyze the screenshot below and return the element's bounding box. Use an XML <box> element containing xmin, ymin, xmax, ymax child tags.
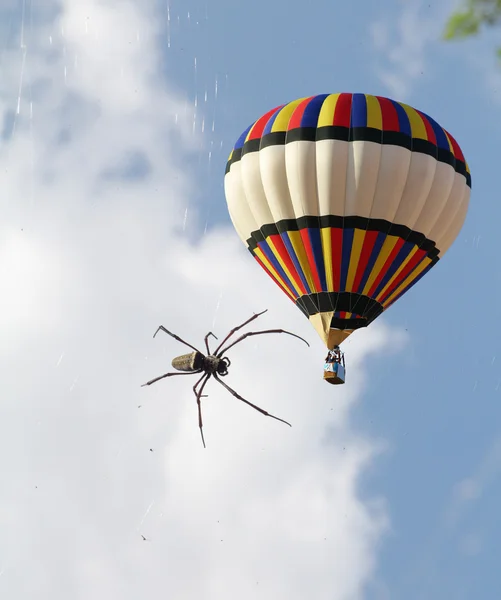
<box><xmin>223</xmin><ymin>93</ymin><xmax>471</xmax><ymax>384</ymax></box>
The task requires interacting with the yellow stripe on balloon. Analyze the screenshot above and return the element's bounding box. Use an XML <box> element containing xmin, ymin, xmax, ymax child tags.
<box><xmin>443</xmin><ymin>130</ymin><xmax>455</xmax><ymax>154</ymax></box>
<box><xmin>382</xmin><ymin>257</ymin><xmax>432</xmax><ymax>307</ymax></box>
<box><xmin>375</xmin><ymin>246</ymin><xmax>419</xmax><ymax>303</ymax></box>
<box><xmin>286</xmin><ymin>230</ymin><xmax>317</xmax><ymax>292</ymax></box>
<box><xmin>271</xmin><ymin>98</ymin><xmax>308</xmax><ymax>133</ymax></box>
<box><xmin>365</xmin><ymin>95</ymin><xmax>383</xmax><ymax>130</ymax></box>
<box><xmin>400</xmin><ymin>103</ymin><xmax>428</xmax><ymax>140</ymax></box>
<box><xmin>254</xmin><ymin>248</ymin><xmax>296</xmax><ymax>300</ymax></box>
<box><xmin>345</xmin><ymin>229</ymin><xmax>366</xmax><ymax>292</ymax></box>
<box><xmin>320</xmin><ymin>227</ymin><xmax>334</xmax><ymax>291</ymax></box>
<box><xmin>362</xmin><ymin>235</ymin><xmax>400</xmax><ymax>296</ymax></box>
<box><xmin>317</xmin><ymin>93</ymin><xmax>341</xmax><ymax>127</ymax></box>
<box><xmin>266</xmin><ymin>237</ymin><xmax>303</xmax><ymax>297</ymax></box>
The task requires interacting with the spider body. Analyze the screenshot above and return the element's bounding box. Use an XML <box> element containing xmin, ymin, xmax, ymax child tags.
<box><xmin>171</xmin><ymin>351</ymin><xmax>203</xmax><ymax>372</ymax></box>
<box><xmin>142</xmin><ymin>309</ymin><xmax>309</xmax><ymax>447</ymax></box>
<box><xmin>172</xmin><ymin>352</ymin><xmax>230</xmax><ymax>376</ymax></box>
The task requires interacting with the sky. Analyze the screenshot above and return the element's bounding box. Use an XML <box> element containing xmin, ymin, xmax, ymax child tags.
<box><xmin>1</xmin><ymin>0</ymin><xmax>500</xmax><ymax>599</ymax></box>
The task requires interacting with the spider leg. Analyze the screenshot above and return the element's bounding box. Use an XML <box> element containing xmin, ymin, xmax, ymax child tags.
<box><xmin>193</xmin><ymin>372</ymin><xmax>207</xmax><ymax>396</ymax></box>
<box><xmin>141</xmin><ymin>370</ymin><xmax>202</xmax><ymax>387</ymax></box>
<box><xmin>204</xmin><ymin>332</ymin><xmax>218</xmax><ymax>355</ymax></box>
<box><xmin>153</xmin><ymin>325</ymin><xmax>202</xmax><ymax>354</ymax></box>
<box><xmin>213</xmin><ymin>373</ymin><xmax>291</xmax><ymax>428</ymax></box>
<box><xmin>213</xmin><ymin>310</ymin><xmax>268</xmax><ymax>355</ymax></box>
<box><xmin>193</xmin><ymin>373</ymin><xmax>211</xmax><ymax>448</ymax></box>
<box><xmin>217</xmin><ymin>329</ymin><xmax>309</xmax><ymax>356</ymax></box>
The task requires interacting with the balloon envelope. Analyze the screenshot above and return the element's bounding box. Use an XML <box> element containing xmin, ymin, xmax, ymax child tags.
<box><xmin>224</xmin><ymin>93</ymin><xmax>471</xmax><ymax>348</ymax></box>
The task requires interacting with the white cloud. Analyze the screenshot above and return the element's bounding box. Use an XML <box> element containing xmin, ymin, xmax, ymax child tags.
<box><xmin>453</xmin><ymin>478</ymin><xmax>482</xmax><ymax>504</ymax></box>
<box><xmin>0</xmin><ymin>1</ymin><xmax>406</xmax><ymax>598</ymax></box>
<box><xmin>369</xmin><ymin>0</ymin><xmax>455</xmax><ymax>100</ymax></box>
<box><xmin>446</xmin><ymin>436</ymin><xmax>501</xmax><ymax>529</ymax></box>
<box><xmin>457</xmin><ymin>40</ymin><xmax>501</xmax><ymax>115</ymax></box>
<box><xmin>458</xmin><ymin>532</ymin><xmax>483</xmax><ymax>557</ymax></box>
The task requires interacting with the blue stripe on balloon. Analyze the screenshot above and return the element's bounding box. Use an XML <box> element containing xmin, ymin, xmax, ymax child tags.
<box><xmin>339</xmin><ymin>228</ymin><xmax>355</xmax><ymax>291</ymax></box>
<box><xmin>279</xmin><ymin>232</ymin><xmax>312</xmax><ymax>295</ymax></box>
<box><xmin>351</xmin><ymin>93</ymin><xmax>368</xmax><ymax>128</ymax></box>
<box><xmin>386</xmin><ymin>262</ymin><xmax>434</xmax><ymax>307</ymax></box>
<box><xmin>390</xmin><ymin>100</ymin><xmax>411</xmax><ymax>137</ymax></box>
<box><xmin>257</xmin><ymin>241</ymin><xmax>297</xmax><ymax>297</ymax></box>
<box><xmin>262</xmin><ymin>109</ymin><xmax>282</xmax><ymax>136</ymax></box>
<box><xmin>234</xmin><ymin>124</ymin><xmax>253</xmax><ymax>150</ymax></box>
<box><xmin>372</xmin><ymin>240</ymin><xmax>414</xmax><ymax>299</ymax></box>
<box><xmin>307</xmin><ymin>227</ymin><xmax>327</xmax><ymax>291</ymax></box>
<box><xmin>357</xmin><ymin>231</ymin><xmax>388</xmax><ymax>293</ymax></box>
<box><xmin>423</xmin><ymin>113</ymin><xmax>451</xmax><ymax>151</ymax></box>
<box><xmin>300</xmin><ymin>94</ymin><xmax>330</xmax><ymax>128</ymax></box>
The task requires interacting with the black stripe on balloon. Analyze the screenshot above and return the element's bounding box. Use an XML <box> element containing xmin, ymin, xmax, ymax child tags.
<box><xmin>246</xmin><ymin>216</ymin><xmax>440</xmax><ymax>261</ymax></box>
<box><xmin>330</xmin><ymin>317</ymin><xmax>369</xmax><ymax>330</ymax></box>
<box><xmin>249</xmin><ymin>132</ymin><xmax>285</xmax><ymax>152</ymax></box>
<box><xmin>285</xmin><ymin>127</ymin><xmax>318</xmax><ymax>143</ymax></box>
<box><xmin>228</xmin><ymin>147</ymin><xmax>242</xmax><ymax>167</ymax></box>
<box><xmin>295</xmin><ymin>292</ymin><xmax>384</xmax><ymax>327</ymax></box>
<box><xmin>225</xmin><ymin>126</ymin><xmax>470</xmax><ymax>186</ymax></box>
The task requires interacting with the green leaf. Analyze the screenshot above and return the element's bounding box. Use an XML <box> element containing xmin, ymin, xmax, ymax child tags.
<box><xmin>443</xmin><ymin>9</ymin><xmax>481</xmax><ymax>40</ymax></box>
<box><xmin>443</xmin><ymin>0</ymin><xmax>501</xmax><ymax>62</ymax></box>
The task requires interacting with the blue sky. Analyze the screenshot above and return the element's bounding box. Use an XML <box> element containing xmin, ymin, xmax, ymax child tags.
<box><xmin>151</xmin><ymin>1</ymin><xmax>501</xmax><ymax>594</ymax></box>
<box><xmin>1</xmin><ymin>0</ymin><xmax>501</xmax><ymax>598</ymax></box>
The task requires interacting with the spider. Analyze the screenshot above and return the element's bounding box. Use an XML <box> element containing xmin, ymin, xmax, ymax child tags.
<box><xmin>141</xmin><ymin>309</ymin><xmax>309</xmax><ymax>447</ymax></box>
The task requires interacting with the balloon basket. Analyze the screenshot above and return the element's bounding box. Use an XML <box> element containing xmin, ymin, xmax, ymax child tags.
<box><xmin>323</xmin><ymin>361</ymin><xmax>345</xmax><ymax>385</ymax></box>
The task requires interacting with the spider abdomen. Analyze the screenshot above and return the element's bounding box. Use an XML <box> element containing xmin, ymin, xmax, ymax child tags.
<box><xmin>171</xmin><ymin>351</ymin><xmax>204</xmax><ymax>372</ymax></box>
